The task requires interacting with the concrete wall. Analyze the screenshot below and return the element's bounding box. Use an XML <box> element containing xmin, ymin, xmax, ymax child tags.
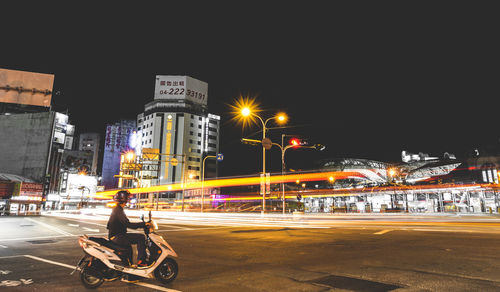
<box><xmin>0</xmin><ymin>111</ymin><xmax>54</xmax><ymax>182</ymax></box>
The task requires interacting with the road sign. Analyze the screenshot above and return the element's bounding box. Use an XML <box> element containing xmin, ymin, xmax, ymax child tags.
<box><xmin>260</xmin><ymin>173</ymin><xmax>270</xmax><ymax>195</ymax></box>
<box><xmin>262</xmin><ymin>138</ymin><xmax>272</xmax><ymax>150</ymax></box>
<box><xmin>170</xmin><ymin>158</ymin><xmax>178</xmax><ymax>166</ymax></box>
<box><xmin>216</xmin><ymin>153</ymin><xmax>224</xmax><ymax>161</ymax></box>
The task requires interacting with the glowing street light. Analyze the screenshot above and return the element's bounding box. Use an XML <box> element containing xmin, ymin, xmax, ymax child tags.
<box><xmin>233</xmin><ymin>98</ymin><xmax>287</xmax><ymax>214</ymax></box>
<box><xmin>241</xmin><ymin>107</ymin><xmax>251</xmax><ymax>117</ymax></box>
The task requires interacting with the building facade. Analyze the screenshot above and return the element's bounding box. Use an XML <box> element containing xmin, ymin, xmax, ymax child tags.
<box><xmin>0</xmin><ymin>111</ymin><xmax>75</xmax><ymax>200</ymax></box>
<box><xmin>78</xmin><ymin>133</ymin><xmax>101</xmax><ymax>175</ymax></box>
<box><xmin>135</xmin><ymin>76</ymin><xmax>220</xmax><ymax>205</ymax></box>
<box><xmin>101</xmin><ymin>120</ymin><xmax>136</xmax><ymax>190</ymax></box>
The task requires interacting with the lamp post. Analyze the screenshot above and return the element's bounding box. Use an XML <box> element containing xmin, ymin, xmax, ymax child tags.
<box><xmin>240</xmin><ymin>107</ymin><xmax>286</xmax><ymax>214</ymax></box>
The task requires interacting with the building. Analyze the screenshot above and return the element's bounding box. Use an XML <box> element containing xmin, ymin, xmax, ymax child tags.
<box><xmin>78</xmin><ymin>133</ymin><xmax>100</xmax><ymax>175</ymax></box>
<box><xmin>0</xmin><ymin>173</ymin><xmax>44</xmax><ymax>215</ymax></box>
<box><xmin>135</xmin><ymin>75</ymin><xmax>220</xmax><ymax>206</ymax></box>
<box><xmin>0</xmin><ymin>111</ymin><xmax>75</xmax><ymax>201</ymax></box>
<box><xmin>101</xmin><ymin>120</ymin><xmax>137</xmax><ymax>189</ymax></box>
<box><xmin>300</xmin><ymin>151</ymin><xmax>500</xmax><ymax>214</ymax></box>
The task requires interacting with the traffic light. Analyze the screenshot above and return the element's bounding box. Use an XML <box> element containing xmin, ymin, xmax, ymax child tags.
<box><xmin>289</xmin><ymin>138</ymin><xmax>300</xmax><ymax>147</ymax></box>
<box><xmin>288</xmin><ymin>137</ymin><xmax>308</xmax><ymax>147</ymax></box>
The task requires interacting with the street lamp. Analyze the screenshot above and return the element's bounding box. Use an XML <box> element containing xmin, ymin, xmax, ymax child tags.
<box><xmin>239</xmin><ymin>107</ymin><xmax>287</xmax><ymax>214</ymax></box>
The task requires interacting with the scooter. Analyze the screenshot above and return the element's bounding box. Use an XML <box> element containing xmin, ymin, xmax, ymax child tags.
<box><xmin>74</xmin><ymin>211</ymin><xmax>178</xmax><ymax>289</ymax></box>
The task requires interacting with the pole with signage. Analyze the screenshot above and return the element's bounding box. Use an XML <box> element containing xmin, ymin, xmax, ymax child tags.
<box><xmin>201</xmin><ymin>154</ymin><xmax>223</xmax><ymax>213</ymax></box>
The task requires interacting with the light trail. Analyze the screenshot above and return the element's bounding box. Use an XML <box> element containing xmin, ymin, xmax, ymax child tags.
<box><xmin>93</xmin><ymin>171</ymin><xmax>361</xmax><ymax>199</ymax></box>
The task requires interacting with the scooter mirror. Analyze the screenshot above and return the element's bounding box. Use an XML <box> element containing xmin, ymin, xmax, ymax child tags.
<box><xmin>148</xmin><ymin>211</ymin><xmax>152</xmax><ymax>221</ymax></box>
<box><xmin>140</xmin><ymin>214</ymin><xmax>145</xmax><ymax>222</ymax></box>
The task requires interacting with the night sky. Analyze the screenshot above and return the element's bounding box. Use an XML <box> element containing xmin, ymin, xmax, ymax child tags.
<box><xmin>2</xmin><ymin>2</ymin><xmax>498</xmax><ymax>177</ymax></box>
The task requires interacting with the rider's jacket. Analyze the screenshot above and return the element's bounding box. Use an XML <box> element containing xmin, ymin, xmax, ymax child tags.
<box><xmin>107</xmin><ymin>205</ymin><xmax>145</xmax><ymax>239</ymax></box>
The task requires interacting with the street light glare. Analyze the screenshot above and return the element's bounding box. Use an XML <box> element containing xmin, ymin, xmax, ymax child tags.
<box><xmin>241</xmin><ymin>107</ymin><xmax>251</xmax><ymax>117</ymax></box>
<box><xmin>228</xmin><ymin>95</ymin><xmax>260</xmax><ymax>129</ymax></box>
<box><xmin>126</xmin><ymin>151</ymin><xmax>135</xmax><ymax>161</ymax></box>
<box><xmin>276</xmin><ymin>113</ymin><xmax>287</xmax><ymax>124</ymax></box>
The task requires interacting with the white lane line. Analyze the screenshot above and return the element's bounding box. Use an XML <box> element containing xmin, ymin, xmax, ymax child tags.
<box><xmin>23</xmin><ymin>255</ymin><xmax>76</xmax><ymax>269</ymax></box>
<box><xmin>68</xmin><ymin>223</ymin><xmax>79</xmax><ymax>227</ymax></box>
<box><xmin>374</xmin><ymin>229</ymin><xmax>392</xmax><ymax>235</ymax></box>
<box><xmin>44</xmin><ymin>214</ymin><xmax>108</xmax><ymax>227</ymax></box>
<box><xmin>0</xmin><ymin>233</ymin><xmax>108</xmax><ymax>242</ymax></box>
<box><xmin>25</xmin><ymin>218</ymin><xmax>74</xmax><ymax>236</ymax></box>
<box><xmin>0</xmin><ymin>255</ymin><xmax>24</xmax><ymax>259</ymax></box>
<box><xmin>134</xmin><ymin>282</ymin><xmax>182</xmax><ymax>292</ymax></box>
<box><xmin>22</xmin><ymin>254</ymin><xmax>181</xmax><ymax>292</ymax></box>
<box><xmin>0</xmin><ymin>244</ymin><xmax>8</xmax><ymax>248</ymax></box>
<box><xmin>83</xmin><ymin>227</ymin><xmax>100</xmax><ymax>233</ymax></box>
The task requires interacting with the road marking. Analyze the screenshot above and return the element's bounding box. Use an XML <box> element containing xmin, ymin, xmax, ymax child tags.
<box><xmin>45</xmin><ymin>215</ymin><xmax>108</xmax><ymax>227</ymax></box>
<box><xmin>0</xmin><ymin>244</ymin><xmax>8</xmax><ymax>248</ymax></box>
<box><xmin>0</xmin><ymin>233</ymin><xmax>108</xmax><ymax>242</ymax></box>
<box><xmin>374</xmin><ymin>229</ymin><xmax>392</xmax><ymax>235</ymax></box>
<box><xmin>83</xmin><ymin>227</ymin><xmax>100</xmax><ymax>233</ymax></box>
<box><xmin>134</xmin><ymin>282</ymin><xmax>182</xmax><ymax>292</ymax></box>
<box><xmin>23</xmin><ymin>255</ymin><xmax>76</xmax><ymax>269</ymax></box>
<box><xmin>0</xmin><ymin>255</ymin><xmax>24</xmax><ymax>259</ymax></box>
<box><xmin>68</xmin><ymin>223</ymin><xmax>79</xmax><ymax>227</ymax></box>
<box><xmin>25</xmin><ymin>218</ymin><xmax>74</xmax><ymax>236</ymax></box>
<box><xmin>21</xmin><ymin>254</ymin><xmax>181</xmax><ymax>291</ymax></box>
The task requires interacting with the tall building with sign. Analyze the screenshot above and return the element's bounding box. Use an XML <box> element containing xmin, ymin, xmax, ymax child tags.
<box><xmin>101</xmin><ymin>120</ymin><xmax>137</xmax><ymax>189</ymax></box>
<box><xmin>136</xmin><ymin>76</ymin><xmax>220</xmax><ymax>194</ymax></box>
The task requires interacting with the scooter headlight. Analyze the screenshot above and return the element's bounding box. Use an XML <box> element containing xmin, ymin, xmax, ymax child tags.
<box><xmin>152</xmin><ymin>220</ymin><xmax>159</xmax><ymax>230</ymax></box>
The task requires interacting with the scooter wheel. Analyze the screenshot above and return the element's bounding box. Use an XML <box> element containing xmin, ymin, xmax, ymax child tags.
<box><xmin>154</xmin><ymin>258</ymin><xmax>178</xmax><ymax>284</ymax></box>
<box><xmin>80</xmin><ymin>266</ymin><xmax>104</xmax><ymax>289</ymax></box>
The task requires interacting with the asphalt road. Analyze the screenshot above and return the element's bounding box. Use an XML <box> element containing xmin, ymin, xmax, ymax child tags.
<box><xmin>1</xmin><ymin>213</ymin><xmax>500</xmax><ymax>291</ymax></box>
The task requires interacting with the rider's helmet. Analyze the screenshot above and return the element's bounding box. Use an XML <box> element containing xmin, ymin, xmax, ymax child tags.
<box><xmin>113</xmin><ymin>190</ymin><xmax>131</xmax><ymax>204</ymax></box>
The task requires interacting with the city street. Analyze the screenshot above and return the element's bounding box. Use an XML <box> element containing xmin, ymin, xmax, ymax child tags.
<box><xmin>1</xmin><ymin>212</ymin><xmax>500</xmax><ymax>291</ymax></box>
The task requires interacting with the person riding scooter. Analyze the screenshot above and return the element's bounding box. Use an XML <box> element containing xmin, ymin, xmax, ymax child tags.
<box><xmin>107</xmin><ymin>190</ymin><xmax>151</xmax><ymax>268</ymax></box>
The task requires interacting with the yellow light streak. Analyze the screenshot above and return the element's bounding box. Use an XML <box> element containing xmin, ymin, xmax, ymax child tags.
<box><xmin>93</xmin><ymin>171</ymin><xmax>360</xmax><ymax>199</ymax></box>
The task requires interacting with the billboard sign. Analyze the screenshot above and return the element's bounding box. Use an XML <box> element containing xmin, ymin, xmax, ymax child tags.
<box><xmin>62</xmin><ymin>150</ymin><xmax>93</xmax><ymax>173</ymax></box>
<box><xmin>0</xmin><ymin>68</ymin><xmax>54</xmax><ymax>107</ymax></box>
<box><xmin>53</xmin><ymin>113</ymin><xmax>71</xmax><ymax>144</ymax></box>
<box><xmin>154</xmin><ymin>75</ymin><xmax>208</xmax><ymax>106</ymax></box>
<box><xmin>66</xmin><ymin>173</ymin><xmax>97</xmax><ymax>198</ymax></box>
<box><xmin>105</xmin><ymin>122</ymin><xmax>135</xmax><ymax>152</ymax></box>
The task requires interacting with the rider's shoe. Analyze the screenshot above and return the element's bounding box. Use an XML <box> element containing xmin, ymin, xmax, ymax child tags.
<box><xmin>137</xmin><ymin>260</ymin><xmax>152</xmax><ymax>269</ymax></box>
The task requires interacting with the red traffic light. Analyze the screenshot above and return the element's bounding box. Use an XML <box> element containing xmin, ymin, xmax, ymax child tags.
<box><xmin>289</xmin><ymin>138</ymin><xmax>300</xmax><ymax>147</ymax></box>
